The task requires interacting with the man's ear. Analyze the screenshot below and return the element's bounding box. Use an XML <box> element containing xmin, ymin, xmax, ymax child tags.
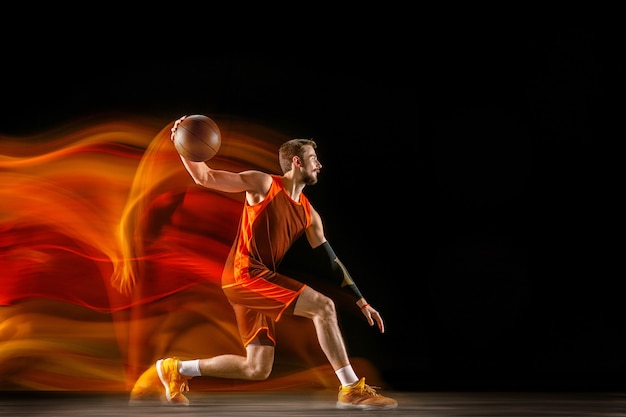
<box><xmin>293</xmin><ymin>156</ymin><xmax>302</xmax><ymax>166</ymax></box>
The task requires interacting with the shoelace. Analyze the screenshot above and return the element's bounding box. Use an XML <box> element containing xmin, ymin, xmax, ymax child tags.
<box><xmin>176</xmin><ymin>377</ymin><xmax>190</xmax><ymax>393</ymax></box>
<box><xmin>359</xmin><ymin>383</ymin><xmax>381</xmax><ymax>396</ymax></box>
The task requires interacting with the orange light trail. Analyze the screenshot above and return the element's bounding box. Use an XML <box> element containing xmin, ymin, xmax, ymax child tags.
<box><xmin>0</xmin><ymin>115</ymin><xmax>380</xmax><ymax>392</ymax></box>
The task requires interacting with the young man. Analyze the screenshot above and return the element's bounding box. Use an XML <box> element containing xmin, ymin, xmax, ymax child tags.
<box><xmin>130</xmin><ymin>116</ymin><xmax>397</xmax><ymax>410</ymax></box>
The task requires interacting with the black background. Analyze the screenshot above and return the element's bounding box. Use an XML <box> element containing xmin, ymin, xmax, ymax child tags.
<box><xmin>2</xmin><ymin>24</ymin><xmax>624</xmax><ymax>392</ymax></box>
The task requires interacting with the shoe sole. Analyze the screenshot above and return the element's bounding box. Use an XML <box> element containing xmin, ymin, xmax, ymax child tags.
<box><xmin>336</xmin><ymin>401</ymin><xmax>398</xmax><ymax>410</ymax></box>
<box><xmin>155</xmin><ymin>359</ymin><xmax>172</xmax><ymax>401</ymax></box>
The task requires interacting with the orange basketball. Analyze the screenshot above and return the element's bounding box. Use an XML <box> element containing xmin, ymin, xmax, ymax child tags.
<box><xmin>172</xmin><ymin>114</ymin><xmax>221</xmax><ymax>162</ymax></box>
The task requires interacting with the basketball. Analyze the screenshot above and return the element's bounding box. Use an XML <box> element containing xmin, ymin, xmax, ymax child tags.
<box><xmin>172</xmin><ymin>114</ymin><xmax>221</xmax><ymax>161</ymax></box>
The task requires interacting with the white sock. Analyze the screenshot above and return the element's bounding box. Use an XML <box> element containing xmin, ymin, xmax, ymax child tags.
<box><xmin>335</xmin><ymin>365</ymin><xmax>359</xmax><ymax>387</ymax></box>
<box><xmin>178</xmin><ymin>359</ymin><xmax>201</xmax><ymax>377</ymax></box>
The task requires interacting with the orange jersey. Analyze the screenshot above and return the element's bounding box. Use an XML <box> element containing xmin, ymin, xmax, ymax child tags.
<box><xmin>221</xmin><ymin>175</ymin><xmax>312</xmax><ymax>346</ymax></box>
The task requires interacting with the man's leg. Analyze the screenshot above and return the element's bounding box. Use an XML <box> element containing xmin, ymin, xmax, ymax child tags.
<box><xmin>292</xmin><ymin>286</ymin><xmax>351</xmax><ymax>372</ymax></box>
<box><xmin>292</xmin><ymin>286</ymin><xmax>397</xmax><ymax>410</ymax></box>
<box><xmin>130</xmin><ymin>344</ymin><xmax>275</xmax><ymax>406</ymax></box>
<box><xmin>196</xmin><ymin>343</ymin><xmax>275</xmax><ymax>380</ymax></box>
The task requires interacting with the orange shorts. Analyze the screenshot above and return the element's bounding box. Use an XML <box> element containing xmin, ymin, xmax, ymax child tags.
<box><xmin>222</xmin><ymin>270</ymin><xmax>306</xmax><ymax>347</ymax></box>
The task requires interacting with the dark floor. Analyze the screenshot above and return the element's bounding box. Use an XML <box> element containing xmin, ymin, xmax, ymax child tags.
<box><xmin>2</xmin><ymin>390</ymin><xmax>626</xmax><ymax>416</ymax></box>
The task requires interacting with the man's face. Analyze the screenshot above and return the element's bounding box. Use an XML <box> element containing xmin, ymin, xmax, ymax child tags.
<box><xmin>300</xmin><ymin>145</ymin><xmax>322</xmax><ymax>185</ymax></box>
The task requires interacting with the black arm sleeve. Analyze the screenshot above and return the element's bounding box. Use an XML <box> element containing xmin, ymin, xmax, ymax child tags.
<box><xmin>313</xmin><ymin>241</ymin><xmax>364</xmax><ymax>301</ymax></box>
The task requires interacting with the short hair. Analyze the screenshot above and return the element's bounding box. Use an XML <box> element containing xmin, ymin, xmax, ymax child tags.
<box><xmin>278</xmin><ymin>138</ymin><xmax>317</xmax><ymax>174</ymax></box>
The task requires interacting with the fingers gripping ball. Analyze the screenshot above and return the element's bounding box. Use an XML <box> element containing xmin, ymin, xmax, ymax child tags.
<box><xmin>172</xmin><ymin>115</ymin><xmax>221</xmax><ymax>161</ymax></box>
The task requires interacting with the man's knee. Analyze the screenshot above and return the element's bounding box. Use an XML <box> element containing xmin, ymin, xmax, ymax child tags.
<box><xmin>314</xmin><ymin>294</ymin><xmax>337</xmax><ymax>320</ymax></box>
<box><xmin>323</xmin><ymin>294</ymin><xmax>338</xmax><ymax>312</ymax></box>
<box><xmin>245</xmin><ymin>340</ymin><xmax>275</xmax><ymax>380</ymax></box>
<box><xmin>247</xmin><ymin>361</ymin><xmax>273</xmax><ymax>380</ymax></box>
<box><xmin>293</xmin><ymin>288</ymin><xmax>337</xmax><ymax>320</ymax></box>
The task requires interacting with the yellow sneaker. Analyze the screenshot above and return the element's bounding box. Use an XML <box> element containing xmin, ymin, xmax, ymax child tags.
<box><xmin>336</xmin><ymin>377</ymin><xmax>398</xmax><ymax>410</ymax></box>
<box><xmin>129</xmin><ymin>357</ymin><xmax>190</xmax><ymax>406</ymax></box>
<box><xmin>156</xmin><ymin>358</ymin><xmax>190</xmax><ymax>405</ymax></box>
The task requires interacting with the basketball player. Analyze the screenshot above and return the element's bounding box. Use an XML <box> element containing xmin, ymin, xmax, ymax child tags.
<box><xmin>130</xmin><ymin>116</ymin><xmax>397</xmax><ymax>410</ymax></box>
